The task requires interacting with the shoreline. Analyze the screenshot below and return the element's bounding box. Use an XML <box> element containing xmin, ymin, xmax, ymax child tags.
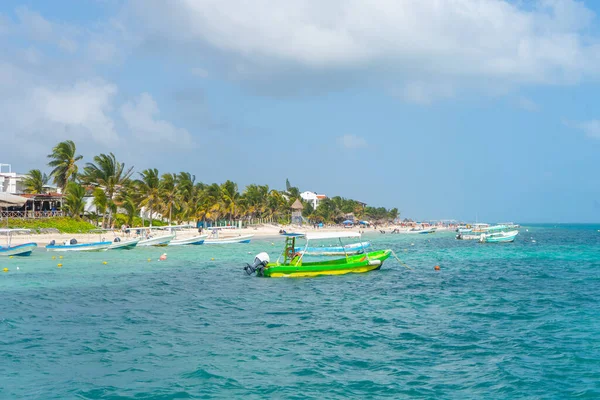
<box><xmin>4</xmin><ymin>225</ymin><xmax>455</xmax><ymax>246</ymax></box>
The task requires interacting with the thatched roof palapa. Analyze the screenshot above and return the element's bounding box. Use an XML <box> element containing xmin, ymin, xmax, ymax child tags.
<box><xmin>291</xmin><ymin>199</ymin><xmax>304</xmax><ymax>210</ymax></box>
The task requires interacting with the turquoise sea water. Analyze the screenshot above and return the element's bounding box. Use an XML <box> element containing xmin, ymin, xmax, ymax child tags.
<box><xmin>1</xmin><ymin>224</ymin><xmax>600</xmax><ymax>399</ymax></box>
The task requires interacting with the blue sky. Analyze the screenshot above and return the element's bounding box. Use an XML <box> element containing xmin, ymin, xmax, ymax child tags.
<box><xmin>1</xmin><ymin>0</ymin><xmax>599</xmax><ymax>222</ymax></box>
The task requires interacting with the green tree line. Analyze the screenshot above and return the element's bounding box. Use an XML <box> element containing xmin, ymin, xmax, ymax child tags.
<box><xmin>22</xmin><ymin>140</ymin><xmax>399</xmax><ymax>227</ymax></box>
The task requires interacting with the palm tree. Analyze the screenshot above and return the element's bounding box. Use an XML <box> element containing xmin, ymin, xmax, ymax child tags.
<box><xmin>114</xmin><ymin>183</ymin><xmax>138</xmax><ymax>227</ymax></box>
<box><xmin>137</xmin><ymin>168</ymin><xmax>161</xmax><ymax>226</ymax></box>
<box><xmin>221</xmin><ymin>180</ymin><xmax>240</xmax><ymax>221</ymax></box>
<box><xmin>92</xmin><ymin>187</ymin><xmax>108</xmax><ymax>228</ymax></box>
<box><xmin>82</xmin><ymin>153</ymin><xmax>134</xmax><ymax>227</ymax></box>
<box><xmin>63</xmin><ymin>182</ymin><xmax>86</xmax><ymax>218</ymax></box>
<box><xmin>22</xmin><ymin>169</ymin><xmax>48</xmax><ymax>194</ymax></box>
<box><xmin>47</xmin><ymin>140</ymin><xmax>82</xmax><ymax>193</ymax></box>
<box><xmin>159</xmin><ymin>173</ymin><xmax>179</xmax><ymax>225</ymax></box>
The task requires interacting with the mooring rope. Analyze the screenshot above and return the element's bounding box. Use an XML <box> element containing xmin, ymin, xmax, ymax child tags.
<box><xmin>391</xmin><ymin>250</ymin><xmax>412</xmax><ymax>270</ymax></box>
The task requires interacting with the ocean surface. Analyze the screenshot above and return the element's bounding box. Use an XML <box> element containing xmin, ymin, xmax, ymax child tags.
<box><xmin>1</xmin><ymin>224</ymin><xmax>600</xmax><ymax>399</ymax></box>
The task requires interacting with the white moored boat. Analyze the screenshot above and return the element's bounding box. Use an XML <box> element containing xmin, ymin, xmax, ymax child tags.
<box><xmin>0</xmin><ymin>229</ymin><xmax>37</xmax><ymax>256</ymax></box>
<box><xmin>108</xmin><ymin>237</ymin><xmax>141</xmax><ymax>250</ymax></box>
<box><xmin>137</xmin><ymin>234</ymin><xmax>175</xmax><ymax>247</ymax></box>
<box><xmin>46</xmin><ymin>239</ymin><xmax>112</xmax><ymax>252</ymax></box>
<box><xmin>169</xmin><ymin>235</ymin><xmax>207</xmax><ymax>246</ymax></box>
<box><xmin>203</xmin><ymin>228</ymin><xmax>254</xmax><ymax>244</ymax></box>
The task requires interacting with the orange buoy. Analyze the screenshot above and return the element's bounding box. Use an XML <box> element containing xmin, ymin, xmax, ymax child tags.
<box><xmin>434</xmin><ymin>265</ymin><xmax>440</xmax><ymax>271</ymax></box>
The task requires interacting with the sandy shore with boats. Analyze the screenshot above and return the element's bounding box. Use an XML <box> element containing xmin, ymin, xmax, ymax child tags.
<box><xmin>5</xmin><ymin>224</ymin><xmax>455</xmax><ymax>246</ymax></box>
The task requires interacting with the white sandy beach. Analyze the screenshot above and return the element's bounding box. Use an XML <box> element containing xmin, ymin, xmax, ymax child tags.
<box><xmin>4</xmin><ymin>224</ymin><xmax>454</xmax><ymax>246</ymax></box>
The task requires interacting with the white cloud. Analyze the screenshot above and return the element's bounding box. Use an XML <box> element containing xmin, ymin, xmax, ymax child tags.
<box><xmin>191</xmin><ymin>67</ymin><xmax>209</xmax><ymax>78</ymax></box>
<box><xmin>120</xmin><ymin>93</ymin><xmax>194</xmax><ymax>146</ymax></box>
<box><xmin>58</xmin><ymin>37</ymin><xmax>78</xmax><ymax>53</ymax></box>
<box><xmin>15</xmin><ymin>6</ymin><xmax>53</xmax><ymax>41</ymax></box>
<box><xmin>517</xmin><ymin>97</ymin><xmax>540</xmax><ymax>112</ymax></box>
<box><xmin>31</xmin><ymin>81</ymin><xmax>119</xmax><ymax>145</ymax></box>
<box><xmin>567</xmin><ymin>120</ymin><xmax>600</xmax><ymax>139</ymax></box>
<box><xmin>87</xmin><ymin>40</ymin><xmax>118</xmax><ymax>64</ymax></box>
<box><xmin>338</xmin><ymin>134</ymin><xmax>367</xmax><ymax>149</ymax></box>
<box><xmin>128</xmin><ymin>0</ymin><xmax>600</xmax><ymax>101</ymax></box>
<box><xmin>396</xmin><ymin>81</ymin><xmax>455</xmax><ymax>105</ymax></box>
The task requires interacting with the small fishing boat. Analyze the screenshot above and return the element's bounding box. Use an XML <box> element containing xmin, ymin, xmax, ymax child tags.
<box><xmin>0</xmin><ymin>229</ymin><xmax>37</xmax><ymax>256</ymax></box>
<box><xmin>279</xmin><ymin>231</ymin><xmax>305</xmax><ymax>237</ymax></box>
<box><xmin>169</xmin><ymin>234</ymin><xmax>207</xmax><ymax>246</ymax></box>
<box><xmin>408</xmin><ymin>227</ymin><xmax>436</xmax><ymax>234</ymax></box>
<box><xmin>456</xmin><ymin>233</ymin><xmax>481</xmax><ymax>240</ymax></box>
<box><xmin>125</xmin><ymin>226</ymin><xmax>176</xmax><ymax>247</ymax></box>
<box><xmin>46</xmin><ymin>239</ymin><xmax>112</xmax><ymax>252</ymax></box>
<box><xmin>295</xmin><ymin>241</ymin><xmax>372</xmax><ymax>256</ymax></box>
<box><xmin>91</xmin><ymin>229</ymin><xmax>140</xmax><ymax>250</ymax></box>
<box><xmin>137</xmin><ymin>234</ymin><xmax>175</xmax><ymax>247</ymax></box>
<box><xmin>479</xmin><ymin>225</ymin><xmax>519</xmax><ymax>243</ymax></box>
<box><xmin>108</xmin><ymin>237</ymin><xmax>141</xmax><ymax>250</ymax></box>
<box><xmin>244</xmin><ymin>232</ymin><xmax>391</xmax><ymax>278</ymax></box>
<box><xmin>204</xmin><ymin>228</ymin><xmax>253</xmax><ymax>244</ymax></box>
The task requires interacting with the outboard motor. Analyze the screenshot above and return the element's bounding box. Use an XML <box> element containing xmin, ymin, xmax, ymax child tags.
<box><xmin>114</xmin><ymin>237</ymin><xmax>121</xmax><ymax>243</ymax></box>
<box><xmin>244</xmin><ymin>252</ymin><xmax>270</xmax><ymax>276</ymax></box>
<box><xmin>70</xmin><ymin>238</ymin><xmax>77</xmax><ymax>245</ymax></box>
<box><xmin>49</xmin><ymin>240</ymin><xmax>56</xmax><ymax>246</ymax></box>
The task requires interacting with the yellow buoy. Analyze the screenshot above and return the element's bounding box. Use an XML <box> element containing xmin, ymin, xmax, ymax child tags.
<box><xmin>3</xmin><ymin>267</ymin><xmax>8</xmax><ymax>272</ymax></box>
<box><xmin>57</xmin><ymin>264</ymin><xmax>62</xmax><ymax>268</ymax></box>
<box><xmin>147</xmin><ymin>258</ymin><xmax>151</xmax><ymax>262</ymax></box>
<box><xmin>211</xmin><ymin>258</ymin><xmax>215</xmax><ymax>261</ymax></box>
<box><xmin>52</xmin><ymin>256</ymin><xmax>56</xmax><ymax>260</ymax></box>
<box><xmin>59</xmin><ymin>256</ymin><xmax>63</xmax><ymax>259</ymax></box>
<box><xmin>9</xmin><ymin>256</ymin><xmax>13</xmax><ymax>259</ymax></box>
<box><xmin>103</xmin><ymin>261</ymin><xmax>108</xmax><ymax>265</ymax></box>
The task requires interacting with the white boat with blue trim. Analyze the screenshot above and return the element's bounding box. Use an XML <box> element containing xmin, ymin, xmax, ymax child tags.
<box><xmin>0</xmin><ymin>229</ymin><xmax>37</xmax><ymax>256</ymax></box>
<box><xmin>204</xmin><ymin>228</ymin><xmax>254</xmax><ymax>244</ymax></box>
<box><xmin>46</xmin><ymin>239</ymin><xmax>112</xmax><ymax>252</ymax></box>
<box><xmin>479</xmin><ymin>225</ymin><xmax>519</xmax><ymax>243</ymax></box>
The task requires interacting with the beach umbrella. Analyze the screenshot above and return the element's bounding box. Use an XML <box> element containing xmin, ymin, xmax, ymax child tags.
<box><xmin>342</xmin><ymin>219</ymin><xmax>353</xmax><ymax>225</ymax></box>
<box><xmin>0</xmin><ymin>193</ymin><xmax>28</xmax><ymax>227</ymax></box>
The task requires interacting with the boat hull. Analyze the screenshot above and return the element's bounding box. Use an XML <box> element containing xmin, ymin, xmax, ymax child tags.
<box><xmin>204</xmin><ymin>234</ymin><xmax>254</xmax><ymax>244</ymax></box>
<box><xmin>262</xmin><ymin>250</ymin><xmax>391</xmax><ymax>278</ymax></box>
<box><xmin>295</xmin><ymin>241</ymin><xmax>371</xmax><ymax>256</ymax></box>
<box><xmin>137</xmin><ymin>234</ymin><xmax>176</xmax><ymax>247</ymax></box>
<box><xmin>480</xmin><ymin>230</ymin><xmax>519</xmax><ymax>243</ymax></box>
<box><xmin>108</xmin><ymin>238</ymin><xmax>140</xmax><ymax>250</ymax></box>
<box><xmin>0</xmin><ymin>243</ymin><xmax>37</xmax><ymax>256</ymax></box>
<box><xmin>46</xmin><ymin>242</ymin><xmax>112</xmax><ymax>252</ymax></box>
<box><xmin>169</xmin><ymin>235</ymin><xmax>207</xmax><ymax>246</ymax></box>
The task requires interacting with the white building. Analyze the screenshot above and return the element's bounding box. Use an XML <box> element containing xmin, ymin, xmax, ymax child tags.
<box><xmin>0</xmin><ymin>164</ymin><xmax>25</xmax><ymax>194</ymax></box>
<box><xmin>300</xmin><ymin>191</ymin><xmax>327</xmax><ymax>209</ymax></box>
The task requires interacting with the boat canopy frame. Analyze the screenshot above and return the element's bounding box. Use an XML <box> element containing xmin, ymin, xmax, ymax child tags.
<box><xmin>276</xmin><ymin>231</ymin><xmax>370</xmax><ymax>266</ymax></box>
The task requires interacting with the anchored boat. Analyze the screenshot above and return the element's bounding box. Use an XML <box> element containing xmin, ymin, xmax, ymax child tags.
<box><xmin>92</xmin><ymin>229</ymin><xmax>140</xmax><ymax>250</ymax></box>
<box><xmin>204</xmin><ymin>228</ymin><xmax>253</xmax><ymax>244</ymax></box>
<box><xmin>479</xmin><ymin>225</ymin><xmax>519</xmax><ymax>243</ymax></box>
<box><xmin>46</xmin><ymin>239</ymin><xmax>112</xmax><ymax>252</ymax></box>
<box><xmin>169</xmin><ymin>234</ymin><xmax>207</xmax><ymax>246</ymax></box>
<box><xmin>137</xmin><ymin>234</ymin><xmax>175</xmax><ymax>247</ymax></box>
<box><xmin>0</xmin><ymin>229</ymin><xmax>37</xmax><ymax>256</ymax></box>
<box><xmin>108</xmin><ymin>237</ymin><xmax>141</xmax><ymax>250</ymax></box>
<box><xmin>244</xmin><ymin>232</ymin><xmax>391</xmax><ymax>278</ymax></box>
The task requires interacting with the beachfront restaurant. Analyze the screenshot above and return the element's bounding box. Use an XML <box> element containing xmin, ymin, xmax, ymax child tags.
<box><xmin>0</xmin><ymin>193</ymin><xmax>63</xmax><ymax>219</ymax></box>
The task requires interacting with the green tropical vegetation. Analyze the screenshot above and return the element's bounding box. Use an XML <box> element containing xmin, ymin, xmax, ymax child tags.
<box><xmin>25</xmin><ymin>140</ymin><xmax>400</xmax><ymax>228</ymax></box>
<box><xmin>47</xmin><ymin>140</ymin><xmax>82</xmax><ymax>193</ymax></box>
<box><xmin>22</xmin><ymin>169</ymin><xmax>49</xmax><ymax>194</ymax></box>
<box><xmin>7</xmin><ymin>217</ymin><xmax>96</xmax><ymax>234</ymax></box>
